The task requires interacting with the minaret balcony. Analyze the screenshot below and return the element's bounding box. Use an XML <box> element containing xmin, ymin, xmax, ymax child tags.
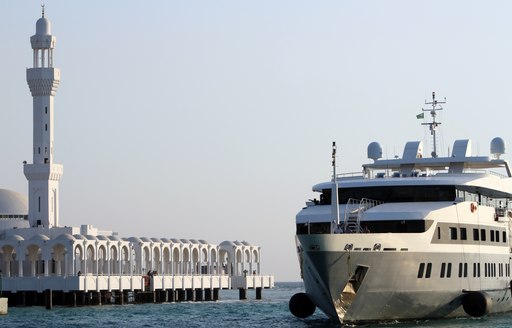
<box><xmin>27</xmin><ymin>68</ymin><xmax>60</xmax><ymax>96</ymax></box>
<box><xmin>24</xmin><ymin>163</ymin><xmax>63</xmax><ymax>181</ymax></box>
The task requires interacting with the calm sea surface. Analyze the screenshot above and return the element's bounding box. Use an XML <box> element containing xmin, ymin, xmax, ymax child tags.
<box><xmin>1</xmin><ymin>282</ymin><xmax>511</xmax><ymax>327</ymax></box>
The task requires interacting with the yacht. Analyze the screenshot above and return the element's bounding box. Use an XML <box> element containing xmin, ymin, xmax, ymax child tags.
<box><xmin>289</xmin><ymin>93</ymin><xmax>512</xmax><ymax>323</ymax></box>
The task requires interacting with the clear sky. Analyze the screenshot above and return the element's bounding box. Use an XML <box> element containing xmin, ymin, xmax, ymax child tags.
<box><xmin>2</xmin><ymin>1</ymin><xmax>512</xmax><ymax>281</ymax></box>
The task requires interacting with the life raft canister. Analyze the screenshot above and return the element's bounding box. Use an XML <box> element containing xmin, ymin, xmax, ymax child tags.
<box><xmin>471</xmin><ymin>203</ymin><xmax>477</xmax><ymax>213</ymax></box>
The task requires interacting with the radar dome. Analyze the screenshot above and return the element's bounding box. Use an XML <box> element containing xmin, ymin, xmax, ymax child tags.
<box><xmin>490</xmin><ymin>137</ymin><xmax>506</xmax><ymax>158</ymax></box>
<box><xmin>367</xmin><ymin>142</ymin><xmax>383</xmax><ymax>161</ymax></box>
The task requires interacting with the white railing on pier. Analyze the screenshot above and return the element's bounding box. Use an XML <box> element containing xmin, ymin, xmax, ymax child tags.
<box><xmin>1</xmin><ymin>274</ymin><xmax>274</xmax><ymax>293</ymax></box>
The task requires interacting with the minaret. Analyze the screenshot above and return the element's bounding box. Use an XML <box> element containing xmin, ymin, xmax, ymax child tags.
<box><xmin>24</xmin><ymin>7</ymin><xmax>63</xmax><ymax>228</ymax></box>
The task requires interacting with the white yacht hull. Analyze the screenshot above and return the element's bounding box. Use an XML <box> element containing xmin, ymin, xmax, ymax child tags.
<box><xmin>296</xmin><ymin>233</ymin><xmax>512</xmax><ymax>324</ymax></box>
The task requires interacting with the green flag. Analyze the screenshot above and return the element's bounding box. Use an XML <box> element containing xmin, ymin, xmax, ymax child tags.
<box><xmin>416</xmin><ymin>113</ymin><xmax>424</xmax><ymax>119</ymax></box>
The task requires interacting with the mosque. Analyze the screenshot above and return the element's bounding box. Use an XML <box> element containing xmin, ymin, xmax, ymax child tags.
<box><xmin>0</xmin><ymin>10</ymin><xmax>273</xmax><ymax>307</ymax></box>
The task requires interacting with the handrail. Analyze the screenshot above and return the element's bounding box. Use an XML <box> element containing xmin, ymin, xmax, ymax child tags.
<box><xmin>340</xmin><ymin>198</ymin><xmax>383</xmax><ymax>233</ymax></box>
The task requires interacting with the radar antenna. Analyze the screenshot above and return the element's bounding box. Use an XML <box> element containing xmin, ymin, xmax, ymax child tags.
<box><xmin>422</xmin><ymin>91</ymin><xmax>445</xmax><ymax>158</ymax></box>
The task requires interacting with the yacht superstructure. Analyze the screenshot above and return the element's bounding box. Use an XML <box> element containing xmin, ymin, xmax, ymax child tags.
<box><xmin>289</xmin><ymin>93</ymin><xmax>512</xmax><ymax>323</ymax></box>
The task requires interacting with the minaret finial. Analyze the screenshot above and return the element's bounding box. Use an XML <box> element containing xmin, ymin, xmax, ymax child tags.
<box><xmin>41</xmin><ymin>4</ymin><xmax>45</xmax><ymax>18</ymax></box>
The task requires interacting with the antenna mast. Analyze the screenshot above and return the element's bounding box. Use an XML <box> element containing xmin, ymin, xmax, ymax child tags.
<box><xmin>422</xmin><ymin>91</ymin><xmax>445</xmax><ymax>158</ymax></box>
<box><xmin>331</xmin><ymin>142</ymin><xmax>340</xmax><ymax>230</ymax></box>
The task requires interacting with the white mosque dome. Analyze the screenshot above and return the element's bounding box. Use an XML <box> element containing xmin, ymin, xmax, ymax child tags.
<box><xmin>0</xmin><ymin>189</ymin><xmax>28</xmax><ymax>215</ymax></box>
<box><xmin>7</xmin><ymin>234</ymin><xmax>24</xmax><ymax>242</ymax></box>
<box><xmin>36</xmin><ymin>17</ymin><xmax>51</xmax><ymax>35</ymax></box>
<box><xmin>30</xmin><ymin>234</ymin><xmax>50</xmax><ymax>242</ymax></box>
<box><xmin>73</xmin><ymin>234</ymin><xmax>86</xmax><ymax>240</ymax></box>
<box><xmin>128</xmin><ymin>237</ymin><xmax>143</xmax><ymax>243</ymax></box>
<box><xmin>55</xmin><ymin>233</ymin><xmax>75</xmax><ymax>241</ymax></box>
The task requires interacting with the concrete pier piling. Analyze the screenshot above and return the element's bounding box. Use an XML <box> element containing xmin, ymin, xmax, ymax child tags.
<box><xmin>239</xmin><ymin>288</ymin><xmax>247</xmax><ymax>300</ymax></box>
<box><xmin>213</xmin><ymin>288</ymin><xmax>220</xmax><ymax>301</ymax></box>
<box><xmin>45</xmin><ymin>289</ymin><xmax>52</xmax><ymax>310</ymax></box>
<box><xmin>195</xmin><ymin>289</ymin><xmax>203</xmax><ymax>302</ymax></box>
<box><xmin>256</xmin><ymin>287</ymin><xmax>262</xmax><ymax>300</ymax></box>
<box><xmin>204</xmin><ymin>288</ymin><xmax>212</xmax><ymax>301</ymax></box>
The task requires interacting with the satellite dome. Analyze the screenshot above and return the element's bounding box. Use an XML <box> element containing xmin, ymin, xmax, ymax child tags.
<box><xmin>367</xmin><ymin>142</ymin><xmax>383</xmax><ymax>161</ymax></box>
<box><xmin>491</xmin><ymin>137</ymin><xmax>506</xmax><ymax>158</ymax></box>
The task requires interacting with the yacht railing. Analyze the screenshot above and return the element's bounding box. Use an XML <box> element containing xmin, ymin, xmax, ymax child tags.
<box><xmin>341</xmin><ymin>198</ymin><xmax>383</xmax><ymax>233</ymax></box>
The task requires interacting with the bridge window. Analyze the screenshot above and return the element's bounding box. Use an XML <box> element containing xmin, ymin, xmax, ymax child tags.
<box><xmin>450</xmin><ymin>227</ymin><xmax>457</xmax><ymax>240</ymax></box>
<box><xmin>460</xmin><ymin>228</ymin><xmax>467</xmax><ymax>240</ymax></box>
<box><xmin>473</xmin><ymin>228</ymin><xmax>479</xmax><ymax>241</ymax></box>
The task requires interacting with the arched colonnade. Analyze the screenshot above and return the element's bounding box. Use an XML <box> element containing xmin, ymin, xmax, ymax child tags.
<box><xmin>0</xmin><ymin>234</ymin><xmax>262</xmax><ymax>279</ymax></box>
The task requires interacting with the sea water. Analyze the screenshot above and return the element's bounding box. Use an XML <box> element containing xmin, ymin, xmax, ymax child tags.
<box><xmin>0</xmin><ymin>282</ymin><xmax>510</xmax><ymax>327</ymax></box>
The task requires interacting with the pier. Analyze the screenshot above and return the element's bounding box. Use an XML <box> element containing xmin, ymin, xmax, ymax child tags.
<box><xmin>0</xmin><ymin>233</ymin><xmax>274</xmax><ymax>307</ymax></box>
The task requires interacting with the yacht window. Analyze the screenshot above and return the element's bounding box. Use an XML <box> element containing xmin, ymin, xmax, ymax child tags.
<box><xmin>449</xmin><ymin>227</ymin><xmax>457</xmax><ymax>240</ymax></box>
<box><xmin>481</xmin><ymin>229</ymin><xmax>486</xmax><ymax>241</ymax></box>
<box><xmin>440</xmin><ymin>263</ymin><xmax>446</xmax><ymax>278</ymax></box>
<box><xmin>417</xmin><ymin>263</ymin><xmax>425</xmax><ymax>278</ymax></box>
<box><xmin>460</xmin><ymin>228</ymin><xmax>467</xmax><ymax>240</ymax></box>
<box><xmin>425</xmin><ymin>263</ymin><xmax>432</xmax><ymax>278</ymax></box>
<box><xmin>309</xmin><ymin>223</ymin><xmax>330</xmax><ymax>234</ymax></box>
<box><xmin>503</xmin><ymin>231</ymin><xmax>507</xmax><ymax>243</ymax></box>
<box><xmin>491</xmin><ymin>231</ymin><xmax>495</xmax><ymax>242</ymax></box>
<box><xmin>458</xmin><ymin>263</ymin><xmax>467</xmax><ymax>278</ymax></box>
<box><xmin>296</xmin><ymin>223</ymin><xmax>309</xmax><ymax>235</ymax></box>
<box><xmin>473</xmin><ymin>229</ymin><xmax>479</xmax><ymax>241</ymax></box>
<box><xmin>324</xmin><ymin>185</ymin><xmax>456</xmax><ymax>204</ymax></box>
<box><xmin>446</xmin><ymin>263</ymin><xmax>452</xmax><ymax>278</ymax></box>
<box><xmin>473</xmin><ymin>263</ymin><xmax>477</xmax><ymax>277</ymax></box>
<box><xmin>495</xmin><ymin>230</ymin><xmax>500</xmax><ymax>242</ymax></box>
<box><xmin>437</xmin><ymin>226</ymin><xmax>441</xmax><ymax>239</ymax></box>
<box><xmin>362</xmin><ymin>220</ymin><xmax>428</xmax><ymax>233</ymax></box>
<box><xmin>478</xmin><ymin>263</ymin><xmax>481</xmax><ymax>277</ymax></box>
